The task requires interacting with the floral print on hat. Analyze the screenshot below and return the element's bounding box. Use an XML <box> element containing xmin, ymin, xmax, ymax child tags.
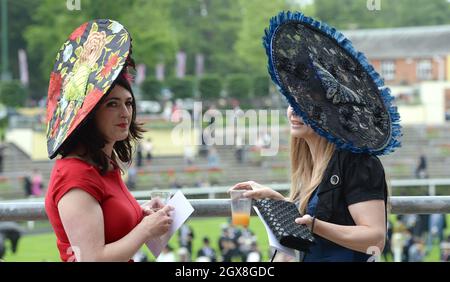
<box><xmin>46</xmin><ymin>19</ymin><xmax>131</xmax><ymax>159</ymax></box>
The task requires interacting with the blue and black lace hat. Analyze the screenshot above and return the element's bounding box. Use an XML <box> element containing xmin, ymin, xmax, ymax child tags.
<box><xmin>264</xmin><ymin>11</ymin><xmax>401</xmax><ymax>155</ymax></box>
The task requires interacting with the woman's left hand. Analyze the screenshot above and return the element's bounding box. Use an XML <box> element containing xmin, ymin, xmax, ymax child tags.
<box><xmin>228</xmin><ymin>181</ymin><xmax>285</xmax><ymax>200</ymax></box>
<box><xmin>295</xmin><ymin>214</ymin><xmax>314</xmax><ymax>230</ymax></box>
<box><xmin>141</xmin><ymin>198</ymin><xmax>165</xmax><ymax>216</ymax></box>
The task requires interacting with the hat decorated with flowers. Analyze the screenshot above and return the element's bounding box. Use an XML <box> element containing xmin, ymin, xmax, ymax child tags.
<box><xmin>264</xmin><ymin>11</ymin><xmax>402</xmax><ymax>155</ymax></box>
<box><xmin>46</xmin><ymin>19</ymin><xmax>131</xmax><ymax>159</ymax></box>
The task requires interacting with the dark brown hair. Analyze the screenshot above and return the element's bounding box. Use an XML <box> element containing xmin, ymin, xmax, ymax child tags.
<box><xmin>59</xmin><ymin>61</ymin><xmax>145</xmax><ymax>174</ymax></box>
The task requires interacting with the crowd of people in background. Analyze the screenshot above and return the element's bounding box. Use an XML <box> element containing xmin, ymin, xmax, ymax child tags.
<box><xmin>136</xmin><ymin>138</ymin><xmax>153</xmax><ymax>168</ymax></box>
<box><xmin>5</xmin><ymin>105</ymin><xmax>449</xmax><ymax>262</ymax></box>
<box><xmin>135</xmin><ymin>213</ymin><xmax>450</xmax><ymax>263</ymax></box>
<box><xmin>22</xmin><ymin>169</ymin><xmax>44</xmax><ymax>198</ymax></box>
<box><xmin>6</xmin><ymin>130</ymin><xmax>448</xmax><ymax>263</ymax></box>
<box><xmin>384</xmin><ymin>214</ymin><xmax>449</xmax><ymax>262</ymax></box>
<box><xmin>133</xmin><ymin>221</ymin><xmax>264</xmax><ymax>262</ymax></box>
<box><xmin>136</xmin><ymin>213</ymin><xmax>450</xmax><ymax>262</ymax></box>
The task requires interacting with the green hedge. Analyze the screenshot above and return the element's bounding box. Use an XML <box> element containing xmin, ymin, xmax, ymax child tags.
<box><xmin>199</xmin><ymin>75</ymin><xmax>222</xmax><ymax>100</ymax></box>
<box><xmin>226</xmin><ymin>74</ymin><xmax>251</xmax><ymax>99</ymax></box>
<box><xmin>141</xmin><ymin>77</ymin><xmax>163</xmax><ymax>101</ymax></box>
<box><xmin>0</xmin><ymin>80</ymin><xmax>28</xmax><ymax>107</ymax></box>
<box><xmin>253</xmin><ymin>75</ymin><xmax>270</xmax><ymax>97</ymax></box>
<box><xmin>167</xmin><ymin>77</ymin><xmax>194</xmax><ymax>99</ymax></box>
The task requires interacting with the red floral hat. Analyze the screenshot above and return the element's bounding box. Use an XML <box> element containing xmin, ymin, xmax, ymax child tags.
<box><xmin>46</xmin><ymin>19</ymin><xmax>131</xmax><ymax>159</ymax></box>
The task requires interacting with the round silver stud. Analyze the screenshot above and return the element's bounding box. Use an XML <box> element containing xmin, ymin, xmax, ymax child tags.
<box><xmin>330</xmin><ymin>175</ymin><xmax>340</xmax><ymax>185</ymax></box>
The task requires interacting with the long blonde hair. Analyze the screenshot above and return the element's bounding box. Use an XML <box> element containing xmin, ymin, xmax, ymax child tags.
<box><xmin>289</xmin><ymin>136</ymin><xmax>335</xmax><ymax>214</ymax></box>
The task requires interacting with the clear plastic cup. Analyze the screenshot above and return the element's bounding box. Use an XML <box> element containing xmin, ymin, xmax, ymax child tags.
<box><xmin>150</xmin><ymin>190</ymin><xmax>172</xmax><ymax>205</ymax></box>
<box><xmin>230</xmin><ymin>190</ymin><xmax>252</xmax><ymax>227</ymax></box>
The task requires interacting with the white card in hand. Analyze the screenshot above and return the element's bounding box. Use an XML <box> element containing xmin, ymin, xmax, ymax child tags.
<box><xmin>145</xmin><ymin>191</ymin><xmax>194</xmax><ymax>258</ymax></box>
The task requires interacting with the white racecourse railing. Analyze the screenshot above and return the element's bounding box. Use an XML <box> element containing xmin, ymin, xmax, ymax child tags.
<box><xmin>0</xmin><ymin>179</ymin><xmax>449</xmax><ymax>221</ymax></box>
<box><xmin>130</xmin><ymin>178</ymin><xmax>450</xmax><ymax>199</ymax></box>
<box><xmin>0</xmin><ymin>197</ymin><xmax>450</xmax><ymax>221</ymax></box>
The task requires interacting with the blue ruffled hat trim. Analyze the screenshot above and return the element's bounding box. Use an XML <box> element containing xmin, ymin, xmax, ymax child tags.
<box><xmin>263</xmin><ymin>11</ymin><xmax>402</xmax><ymax>156</ymax></box>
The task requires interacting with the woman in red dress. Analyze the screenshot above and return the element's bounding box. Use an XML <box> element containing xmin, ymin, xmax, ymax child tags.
<box><xmin>45</xmin><ymin>19</ymin><xmax>173</xmax><ymax>262</ymax></box>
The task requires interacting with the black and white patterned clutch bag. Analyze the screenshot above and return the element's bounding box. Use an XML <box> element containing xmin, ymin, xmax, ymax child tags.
<box><xmin>254</xmin><ymin>199</ymin><xmax>315</xmax><ymax>252</ymax></box>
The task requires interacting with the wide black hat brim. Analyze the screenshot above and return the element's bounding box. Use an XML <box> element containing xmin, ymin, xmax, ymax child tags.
<box><xmin>264</xmin><ymin>12</ymin><xmax>401</xmax><ymax>155</ymax></box>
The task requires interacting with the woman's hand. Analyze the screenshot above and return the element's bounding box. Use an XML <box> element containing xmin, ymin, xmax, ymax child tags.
<box><xmin>228</xmin><ymin>181</ymin><xmax>285</xmax><ymax>200</ymax></box>
<box><xmin>141</xmin><ymin>198</ymin><xmax>165</xmax><ymax>215</ymax></box>
<box><xmin>140</xmin><ymin>205</ymin><xmax>174</xmax><ymax>239</ymax></box>
<box><xmin>295</xmin><ymin>214</ymin><xmax>314</xmax><ymax>231</ymax></box>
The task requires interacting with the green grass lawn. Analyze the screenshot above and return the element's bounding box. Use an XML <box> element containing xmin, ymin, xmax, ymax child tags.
<box><xmin>3</xmin><ymin>215</ymin><xmax>448</xmax><ymax>262</ymax></box>
<box><xmin>2</xmin><ymin>216</ymin><xmax>270</xmax><ymax>262</ymax></box>
<box><xmin>2</xmin><ymin>232</ymin><xmax>60</xmax><ymax>262</ymax></box>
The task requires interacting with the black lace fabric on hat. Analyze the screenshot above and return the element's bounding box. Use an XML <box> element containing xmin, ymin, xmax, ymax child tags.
<box><xmin>272</xmin><ymin>22</ymin><xmax>391</xmax><ymax>151</ymax></box>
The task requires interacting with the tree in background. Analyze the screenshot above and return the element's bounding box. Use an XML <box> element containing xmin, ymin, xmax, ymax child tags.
<box><xmin>167</xmin><ymin>77</ymin><xmax>194</xmax><ymax>100</ymax></box>
<box><xmin>226</xmin><ymin>74</ymin><xmax>251</xmax><ymax>100</ymax></box>
<box><xmin>170</xmin><ymin>0</ymin><xmax>243</xmax><ymax>75</ymax></box>
<box><xmin>253</xmin><ymin>75</ymin><xmax>270</xmax><ymax>98</ymax></box>
<box><xmin>5</xmin><ymin>0</ymin><xmax>448</xmax><ymax>102</ymax></box>
<box><xmin>141</xmin><ymin>77</ymin><xmax>163</xmax><ymax>101</ymax></box>
<box><xmin>25</xmin><ymin>0</ymin><xmax>97</xmax><ymax>96</ymax></box>
<box><xmin>234</xmin><ymin>0</ymin><xmax>288</xmax><ymax>74</ymax></box>
<box><xmin>124</xmin><ymin>0</ymin><xmax>178</xmax><ymax>69</ymax></box>
<box><xmin>23</xmin><ymin>0</ymin><xmax>176</xmax><ymax>100</ymax></box>
<box><xmin>0</xmin><ymin>80</ymin><xmax>28</xmax><ymax>107</ymax></box>
<box><xmin>199</xmin><ymin>75</ymin><xmax>222</xmax><ymax>101</ymax></box>
<box><xmin>3</xmin><ymin>1</ymin><xmax>39</xmax><ymax>83</ymax></box>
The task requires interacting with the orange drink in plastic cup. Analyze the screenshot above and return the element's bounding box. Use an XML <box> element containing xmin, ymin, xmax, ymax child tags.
<box><xmin>232</xmin><ymin>212</ymin><xmax>250</xmax><ymax>227</ymax></box>
<box><xmin>230</xmin><ymin>190</ymin><xmax>252</xmax><ymax>227</ymax></box>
